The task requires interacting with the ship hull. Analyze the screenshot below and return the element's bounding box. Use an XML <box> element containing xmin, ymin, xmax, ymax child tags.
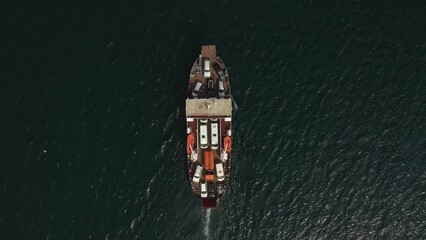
<box><xmin>185</xmin><ymin>46</ymin><xmax>232</xmax><ymax>208</ymax></box>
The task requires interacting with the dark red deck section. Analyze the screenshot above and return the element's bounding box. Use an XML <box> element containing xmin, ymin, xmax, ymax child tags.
<box><xmin>202</xmin><ymin>199</ymin><xmax>217</xmax><ymax>208</ymax></box>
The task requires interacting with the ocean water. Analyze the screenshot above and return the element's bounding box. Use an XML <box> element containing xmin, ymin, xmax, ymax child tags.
<box><xmin>1</xmin><ymin>1</ymin><xmax>426</xmax><ymax>239</ymax></box>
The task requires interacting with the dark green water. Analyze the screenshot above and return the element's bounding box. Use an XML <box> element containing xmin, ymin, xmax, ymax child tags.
<box><xmin>2</xmin><ymin>1</ymin><xmax>426</xmax><ymax>239</ymax></box>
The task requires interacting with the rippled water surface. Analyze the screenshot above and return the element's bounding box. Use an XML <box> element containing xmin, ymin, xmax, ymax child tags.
<box><xmin>2</xmin><ymin>1</ymin><xmax>426</xmax><ymax>239</ymax></box>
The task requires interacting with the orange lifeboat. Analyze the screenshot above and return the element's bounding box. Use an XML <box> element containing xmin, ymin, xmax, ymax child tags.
<box><xmin>224</xmin><ymin>135</ymin><xmax>231</xmax><ymax>153</ymax></box>
<box><xmin>186</xmin><ymin>133</ymin><xmax>195</xmax><ymax>154</ymax></box>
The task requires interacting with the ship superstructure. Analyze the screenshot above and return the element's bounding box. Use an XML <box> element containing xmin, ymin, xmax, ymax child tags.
<box><xmin>185</xmin><ymin>45</ymin><xmax>232</xmax><ymax>208</ymax></box>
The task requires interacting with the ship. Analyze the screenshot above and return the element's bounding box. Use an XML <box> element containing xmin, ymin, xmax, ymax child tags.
<box><xmin>185</xmin><ymin>45</ymin><xmax>232</xmax><ymax>208</ymax></box>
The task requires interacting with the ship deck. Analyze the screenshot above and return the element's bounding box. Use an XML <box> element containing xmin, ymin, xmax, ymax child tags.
<box><xmin>186</xmin><ymin>117</ymin><xmax>231</xmax><ymax>194</ymax></box>
<box><xmin>185</xmin><ymin>45</ymin><xmax>232</xmax><ymax>208</ymax></box>
<box><xmin>188</xmin><ymin>46</ymin><xmax>231</xmax><ymax>100</ymax></box>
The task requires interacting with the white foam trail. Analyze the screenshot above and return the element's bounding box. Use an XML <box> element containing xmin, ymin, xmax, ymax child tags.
<box><xmin>203</xmin><ymin>209</ymin><xmax>211</xmax><ymax>239</ymax></box>
<box><xmin>230</xmin><ymin>94</ymin><xmax>238</xmax><ymax>111</ymax></box>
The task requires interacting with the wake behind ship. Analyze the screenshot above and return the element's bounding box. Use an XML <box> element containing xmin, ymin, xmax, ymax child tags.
<box><xmin>185</xmin><ymin>45</ymin><xmax>232</xmax><ymax>208</ymax></box>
